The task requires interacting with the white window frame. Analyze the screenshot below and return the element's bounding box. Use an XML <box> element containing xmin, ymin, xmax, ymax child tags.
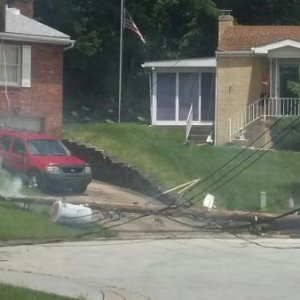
<box><xmin>0</xmin><ymin>44</ymin><xmax>22</xmax><ymax>87</ymax></box>
<box><xmin>0</xmin><ymin>44</ymin><xmax>31</xmax><ymax>88</ymax></box>
<box><xmin>152</xmin><ymin>67</ymin><xmax>215</xmax><ymax>125</ymax></box>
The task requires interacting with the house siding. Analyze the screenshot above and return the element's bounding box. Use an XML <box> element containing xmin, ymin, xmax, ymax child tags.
<box><xmin>0</xmin><ymin>43</ymin><xmax>64</xmax><ymax>137</ymax></box>
<box><xmin>216</xmin><ymin>56</ymin><xmax>268</xmax><ymax>145</ymax></box>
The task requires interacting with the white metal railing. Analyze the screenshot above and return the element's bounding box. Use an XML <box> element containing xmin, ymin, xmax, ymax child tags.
<box><xmin>229</xmin><ymin>97</ymin><xmax>300</xmax><ymax>142</ymax></box>
<box><xmin>185</xmin><ymin>103</ymin><xmax>193</xmax><ymax>142</ymax></box>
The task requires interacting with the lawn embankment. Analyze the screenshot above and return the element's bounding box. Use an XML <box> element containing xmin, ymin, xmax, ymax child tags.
<box><xmin>64</xmin><ymin>123</ymin><xmax>300</xmax><ymax>212</ymax></box>
<box><xmin>0</xmin><ymin>283</ymin><xmax>76</xmax><ymax>300</ymax></box>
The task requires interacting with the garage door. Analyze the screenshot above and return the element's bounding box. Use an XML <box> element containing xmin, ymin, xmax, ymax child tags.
<box><xmin>0</xmin><ymin>116</ymin><xmax>43</xmax><ymax>132</ymax></box>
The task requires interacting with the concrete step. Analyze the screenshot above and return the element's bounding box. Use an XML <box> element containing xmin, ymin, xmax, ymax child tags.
<box><xmin>187</xmin><ymin>125</ymin><xmax>214</xmax><ymax>144</ymax></box>
<box><xmin>230</xmin><ymin>139</ymin><xmax>250</xmax><ymax>147</ymax></box>
<box><xmin>189</xmin><ymin>125</ymin><xmax>213</xmax><ymax>135</ymax></box>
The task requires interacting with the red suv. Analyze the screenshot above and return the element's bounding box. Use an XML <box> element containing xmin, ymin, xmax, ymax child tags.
<box><xmin>0</xmin><ymin>128</ymin><xmax>92</xmax><ymax>193</ymax></box>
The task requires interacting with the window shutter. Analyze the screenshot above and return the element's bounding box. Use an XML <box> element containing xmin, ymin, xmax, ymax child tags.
<box><xmin>22</xmin><ymin>45</ymin><xmax>31</xmax><ymax>87</ymax></box>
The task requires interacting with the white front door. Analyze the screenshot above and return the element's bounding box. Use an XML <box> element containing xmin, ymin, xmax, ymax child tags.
<box><xmin>201</xmin><ymin>72</ymin><xmax>215</xmax><ymax>122</ymax></box>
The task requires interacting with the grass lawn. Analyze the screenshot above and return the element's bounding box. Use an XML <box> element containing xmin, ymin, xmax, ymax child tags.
<box><xmin>64</xmin><ymin>122</ymin><xmax>300</xmax><ymax>212</ymax></box>
<box><xmin>0</xmin><ymin>201</ymin><xmax>110</xmax><ymax>241</ymax></box>
<box><xmin>0</xmin><ymin>283</ymin><xmax>76</xmax><ymax>300</ymax></box>
<box><xmin>0</xmin><ymin>169</ymin><xmax>110</xmax><ymax>241</ymax></box>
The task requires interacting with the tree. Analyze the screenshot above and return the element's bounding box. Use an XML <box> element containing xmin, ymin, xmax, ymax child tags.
<box><xmin>34</xmin><ymin>0</ymin><xmax>219</xmax><ymax>122</ymax></box>
<box><xmin>215</xmin><ymin>0</ymin><xmax>300</xmax><ymax>25</ymax></box>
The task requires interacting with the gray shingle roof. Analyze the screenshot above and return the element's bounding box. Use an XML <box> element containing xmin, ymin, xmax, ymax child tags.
<box><xmin>143</xmin><ymin>57</ymin><xmax>216</xmax><ymax>68</ymax></box>
<box><xmin>6</xmin><ymin>7</ymin><xmax>70</xmax><ymax>40</ymax></box>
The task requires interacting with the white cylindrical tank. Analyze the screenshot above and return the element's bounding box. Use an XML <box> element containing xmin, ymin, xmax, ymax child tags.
<box><xmin>50</xmin><ymin>200</ymin><xmax>92</xmax><ymax>225</ymax></box>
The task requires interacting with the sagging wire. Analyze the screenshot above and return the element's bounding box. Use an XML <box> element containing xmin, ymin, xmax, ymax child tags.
<box><xmin>1</xmin><ymin>38</ymin><xmax>11</xmax><ymax>117</ymax></box>
<box><xmin>5</xmin><ymin>107</ymin><xmax>300</xmax><ymax>245</ymax></box>
<box><xmin>182</xmin><ymin>113</ymin><xmax>295</xmax><ymax>201</ymax></box>
<box><xmin>75</xmin><ymin>114</ymin><xmax>300</xmax><ymax>237</ymax></box>
<box><xmin>175</xmin><ymin>114</ymin><xmax>300</xmax><ymax>210</ymax></box>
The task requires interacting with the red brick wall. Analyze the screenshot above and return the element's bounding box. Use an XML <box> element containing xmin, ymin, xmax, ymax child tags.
<box><xmin>0</xmin><ymin>43</ymin><xmax>64</xmax><ymax>138</ymax></box>
<box><xmin>15</xmin><ymin>0</ymin><xmax>34</xmax><ymax>18</ymax></box>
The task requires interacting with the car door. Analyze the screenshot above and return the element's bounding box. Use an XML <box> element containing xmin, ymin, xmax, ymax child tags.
<box><xmin>10</xmin><ymin>138</ymin><xmax>27</xmax><ymax>173</ymax></box>
<box><xmin>0</xmin><ymin>134</ymin><xmax>13</xmax><ymax>170</ymax></box>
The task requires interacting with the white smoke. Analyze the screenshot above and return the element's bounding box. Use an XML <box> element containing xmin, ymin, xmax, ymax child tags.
<box><xmin>0</xmin><ymin>156</ymin><xmax>24</xmax><ymax>198</ymax></box>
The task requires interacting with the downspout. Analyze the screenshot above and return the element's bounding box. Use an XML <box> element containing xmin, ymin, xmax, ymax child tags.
<box><xmin>214</xmin><ymin>52</ymin><xmax>219</xmax><ymax>146</ymax></box>
<box><xmin>149</xmin><ymin>69</ymin><xmax>153</xmax><ymax>124</ymax></box>
<box><xmin>64</xmin><ymin>40</ymin><xmax>75</xmax><ymax>51</ymax></box>
<box><xmin>141</xmin><ymin>64</ymin><xmax>153</xmax><ymax>124</ymax></box>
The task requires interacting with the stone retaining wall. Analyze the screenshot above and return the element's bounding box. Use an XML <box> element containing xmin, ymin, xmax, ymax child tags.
<box><xmin>63</xmin><ymin>140</ymin><xmax>175</xmax><ymax>205</ymax></box>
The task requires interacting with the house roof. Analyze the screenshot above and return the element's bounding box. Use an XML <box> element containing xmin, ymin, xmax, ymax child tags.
<box><xmin>1</xmin><ymin>7</ymin><xmax>73</xmax><ymax>46</ymax></box>
<box><xmin>142</xmin><ymin>57</ymin><xmax>216</xmax><ymax>68</ymax></box>
<box><xmin>219</xmin><ymin>26</ymin><xmax>300</xmax><ymax>51</ymax></box>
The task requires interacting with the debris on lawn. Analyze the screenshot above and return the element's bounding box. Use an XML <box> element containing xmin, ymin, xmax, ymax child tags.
<box><xmin>203</xmin><ymin>194</ymin><xmax>216</xmax><ymax>209</ymax></box>
<box><xmin>50</xmin><ymin>200</ymin><xmax>92</xmax><ymax>225</ymax></box>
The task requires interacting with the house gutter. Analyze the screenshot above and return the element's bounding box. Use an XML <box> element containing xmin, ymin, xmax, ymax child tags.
<box><xmin>0</xmin><ymin>32</ymin><xmax>74</xmax><ymax>46</ymax></box>
<box><xmin>63</xmin><ymin>40</ymin><xmax>75</xmax><ymax>51</ymax></box>
<box><xmin>216</xmin><ymin>50</ymin><xmax>254</xmax><ymax>57</ymax></box>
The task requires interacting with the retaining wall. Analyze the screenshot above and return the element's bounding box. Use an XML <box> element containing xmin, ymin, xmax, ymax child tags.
<box><xmin>63</xmin><ymin>140</ymin><xmax>175</xmax><ymax>205</ymax></box>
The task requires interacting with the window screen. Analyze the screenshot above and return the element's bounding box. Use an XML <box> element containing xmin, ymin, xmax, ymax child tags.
<box><xmin>157</xmin><ymin>73</ymin><xmax>176</xmax><ymax>121</ymax></box>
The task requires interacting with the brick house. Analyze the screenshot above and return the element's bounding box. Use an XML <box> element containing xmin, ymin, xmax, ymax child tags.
<box><xmin>0</xmin><ymin>0</ymin><xmax>74</xmax><ymax>137</ymax></box>
<box><xmin>144</xmin><ymin>12</ymin><xmax>300</xmax><ymax>147</ymax></box>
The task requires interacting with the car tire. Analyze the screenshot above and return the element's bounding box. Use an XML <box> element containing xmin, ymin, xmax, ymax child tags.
<box><xmin>28</xmin><ymin>170</ymin><xmax>46</xmax><ymax>192</ymax></box>
<box><xmin>74</xmin><ymin>183</ymin><xmax>88</xmax><ymax>194</ymax></box>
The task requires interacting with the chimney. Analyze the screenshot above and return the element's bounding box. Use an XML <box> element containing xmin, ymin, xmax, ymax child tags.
<box><xmin>14</xmin><ymin>0</ymin><xmax>34</xmax><ymax>18</ymax></box>
<box><xmin>218</xmin><ymin>10</ymin><xmax>234</xmax><ymax>45</ymax></box>
<box><xmin>0</xmin><ymin>0</ymin><xmax>5</xmax><ymax>32</ymax></box>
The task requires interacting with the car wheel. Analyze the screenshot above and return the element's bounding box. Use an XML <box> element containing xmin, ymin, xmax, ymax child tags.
<box><xmin>28</xmin><ymin>170</ymin><xmax>46</xmax><ymax>192</ymax></box>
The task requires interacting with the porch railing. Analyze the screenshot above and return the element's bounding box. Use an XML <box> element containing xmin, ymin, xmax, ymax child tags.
<box><xmin>229</xmin><ymin>97</ymin><xmax>300</xmax><ymax>142</ymax></box>
<box><xmin>186</xmin><ymin>103</ymin><xmax>193</xmax><ymax>142</ymax></box>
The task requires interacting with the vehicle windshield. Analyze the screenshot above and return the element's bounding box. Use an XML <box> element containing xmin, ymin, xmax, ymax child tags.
<box><xmin>27</xmin><ymin>139</ymin><xmax>70</xmax><ymax>156</ymax></box>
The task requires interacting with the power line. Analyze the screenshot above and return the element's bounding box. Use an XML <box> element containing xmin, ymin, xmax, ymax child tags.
<box><xmin>185</xmin><ymin>116</ymin><xmax>300</xmax><ymax>206</ymax></box>
<box><xmin>181</xmin><ymin>114</ymin><xmax>289</xmax><ymax>198</ymax></box>
<box><xmin>83</xmin><ymin>114</ymin><xmax>300</xmax><ymax>233</ymax></box>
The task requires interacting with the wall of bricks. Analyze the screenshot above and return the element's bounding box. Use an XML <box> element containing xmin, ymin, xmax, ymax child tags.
<box><xmin>0</xmin><ymin>43</ymin><xmax>64</xmax><ymax>137</ymax></box>
<box><xmin>63</xmin><ymin>140</ymin><xmax>177</xmax><ymax>205</ymax></box>
<box><xmin>216</xmin><ymin>56</ymin><xmax>268</xmax><ymax>145</ymax></box>
<box><xmin>15</xmin><ymin>0</ymin><xmax>34</xmax><ymax>18</ymax></box>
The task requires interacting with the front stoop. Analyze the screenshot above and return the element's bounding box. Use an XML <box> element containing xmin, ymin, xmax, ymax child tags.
<box><xmin>230</xmin><ymin>117</ymin><xmax>277</xmax><ymax>149</ymax></box>
<box><xmin>187</xmin><ymin>125</ymin><xmax>214</xmax><ymax>145</ymax></box>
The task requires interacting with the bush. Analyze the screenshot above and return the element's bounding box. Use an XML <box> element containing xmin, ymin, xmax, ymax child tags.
<box><xmin>271</xmin><ymin>117</ymin><xmax>300</xmax><ymax>151</ymax></box>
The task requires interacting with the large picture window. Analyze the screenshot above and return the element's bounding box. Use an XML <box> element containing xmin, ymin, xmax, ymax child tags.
<box><xmin>0</xmin><ymin>45</ymin><xmax>21</xmax><ymax>86</ymax></box>
<box><xmin>153</xmin><ymin>69</ymin><xmax>215</xmax><ymax>124</ymax></box>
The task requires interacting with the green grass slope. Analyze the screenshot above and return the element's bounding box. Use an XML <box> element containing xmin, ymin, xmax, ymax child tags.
<box><xmin>64</xmin><ymin>123</ymin><xmax>300</xmax><ymax>212</ymax></box>
<box><xmin>0</xmin><ymin>283</ymin><xmax>75</xmax><ymax>300</ymax></box>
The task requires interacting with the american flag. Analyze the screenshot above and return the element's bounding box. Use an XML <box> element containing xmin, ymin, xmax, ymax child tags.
<box><xmin>124</xmin><ymin>8</ymin><xmax>146</xmax><ymax>44</ymax></box>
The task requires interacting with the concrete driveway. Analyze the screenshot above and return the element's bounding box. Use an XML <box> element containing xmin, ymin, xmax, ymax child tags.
<box><xmin>1</xmin><ymin>238</ymin><xmax>300</xmax><ymax>300</ymax></box>
<box><xmin>64</xmin><ymin>180</ymin><xmax>165</xmax><ymax>211</ymax></box>
<box><xmin>61</xmin><ymin>180</ymin><xmax>196</xmax><ymax>235</ymax></box>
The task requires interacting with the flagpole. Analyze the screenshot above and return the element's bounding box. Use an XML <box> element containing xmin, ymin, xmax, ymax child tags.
<box><xmin>118</xmin><ymin>0</ymin><xmax>124</xmax><ymax>123</ymax></box>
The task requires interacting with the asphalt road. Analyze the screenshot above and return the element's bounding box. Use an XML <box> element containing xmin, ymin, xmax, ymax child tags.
<box><xmin>1</xmin><ymin>238</ymin><xmax>300</xmax><ymax>300</ymax></box>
